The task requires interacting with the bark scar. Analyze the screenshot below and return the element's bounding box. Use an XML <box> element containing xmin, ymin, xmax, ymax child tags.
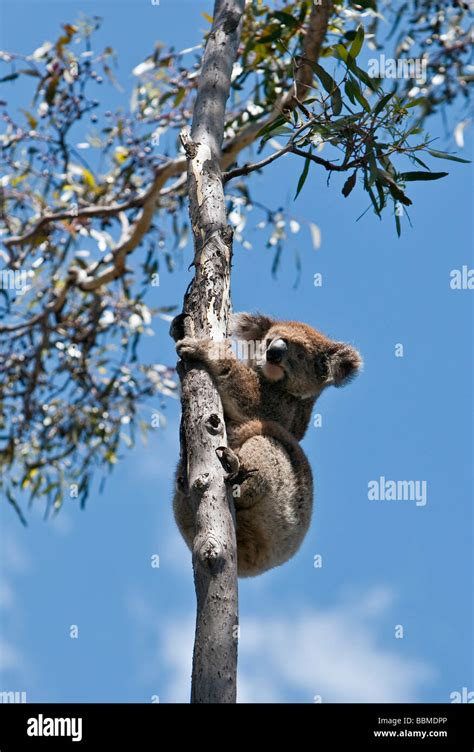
<box><xmin>180</xmin><ymin>130</ymin><xmax>212</xmax><ymax>208</ymax></box>
<box><xmin>205</xmin><ymin>413</ymin><xmax>224</xmax><ymax>436</ymax></box>
<box><xmin>191</xmin><ymin>142</ymin><xmax>212</xmax><ymax>207</ymax></box>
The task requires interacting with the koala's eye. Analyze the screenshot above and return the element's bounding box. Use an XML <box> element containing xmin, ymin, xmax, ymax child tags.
<box><xmin>314</xmin><ymin>355</ymin><xmax>328</xmax><ymax>379</ymax></box>
<box><xmin>266</xmin><ymin>337</ymin><xmax>287</xmax><ymax>349</ymax></box>
<box><xmin>297</xmin><ymin>350</ymin><xmax>305</xmax><ymax>361</ymax></box>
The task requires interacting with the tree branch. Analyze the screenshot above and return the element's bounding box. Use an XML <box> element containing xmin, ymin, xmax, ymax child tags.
<box><xmin>177</xmin><ymin>0</ymin><xmax>245</xmax><ymax>704</ymax></box>
<box><xmin>290</xmin><ymin>145</ymin><xmax>363</xmax><ymax>172</ymax></box>
<box><xmin>3</xmin><ymin>155</ymin><xmax>186</xmax><ymax>249</ymax></box>
<box><xmin>220</xmin><ymin>0</ymin><xmax>333</xmax><ymax>167</ymax></box>
<box><xmin>2</xmin><ymin>0</ymin><xmax>334</xmax><ymax>337</ymax></box>
<box><xmin>3</xmin><ymin>2</ymin><xmax>333</xmax><ymax>254</ymax></box>
<box><xmin>223</xmin><ymin>141</ymin><xmax>365</xmax><ymax>183</ymax></box>
<box><xmin>293</xmin><ymin>0</ymin><xmax>333</xmax><ymax>103</ymax></box>
<box><xmin>223</xmin><ymin>143</ymin><xmax>292</xmax><ymax>182</ymax></box>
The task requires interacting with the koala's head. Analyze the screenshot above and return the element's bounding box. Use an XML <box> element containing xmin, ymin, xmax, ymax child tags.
<box><xmin>231</xmin><ymin>312</ymin><xmax>362</xmax><ymax>399</ymax></box>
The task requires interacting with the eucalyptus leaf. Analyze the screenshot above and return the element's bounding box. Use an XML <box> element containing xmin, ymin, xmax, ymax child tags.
<box><xmin>399</xmin><ymin>171</ymin><xmax>448</xmax><ymax>181</ymax></box>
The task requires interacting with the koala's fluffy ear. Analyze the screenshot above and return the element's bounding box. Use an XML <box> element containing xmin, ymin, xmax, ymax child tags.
<box><xmin>230</xmin><ymin>312</ymin><xmax>275</xmax><ymax>341</ymax></box>
<box><xmin>327</xmin><ymin>343</ymin><xmax>362</xmax><ymax>386</ymax></box>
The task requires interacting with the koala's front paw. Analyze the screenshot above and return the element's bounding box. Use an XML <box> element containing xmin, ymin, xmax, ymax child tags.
<box><xmin>169</xmin><ymin>313</ymin><xmax>190</xmax><ymax>342</ymax></box>
<box><xmin>216</xmin><ymin>446</ymin><xmax>240</xmax><ymax>479</ymax></box>
<box><xmin>176</xmin><ymin>336</ymin><xmax>205</xmax><ymax>361</ymax></box>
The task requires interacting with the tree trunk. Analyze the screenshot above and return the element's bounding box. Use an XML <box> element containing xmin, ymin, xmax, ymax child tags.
<box><xmin>177</xmin><ymin>0</ymin><xmax>245</xmax><ymax>704</ymax></box>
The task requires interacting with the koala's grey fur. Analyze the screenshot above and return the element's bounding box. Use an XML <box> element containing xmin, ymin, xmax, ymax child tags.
<box><xmin>173</xmin><ymin>313</ymin><xmax>362</xmax><ymax>577</ymax></box>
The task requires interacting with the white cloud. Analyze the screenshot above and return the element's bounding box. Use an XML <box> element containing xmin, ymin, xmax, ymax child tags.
<box><xmin>134</xmin><ymin>416</ymin><xmax>180</xmax><ymax>482</ymax></box>
<box><xmin>0</xmin><ymin>580</ymin><xmax>14</xmax><ymax>611</ymax></box>
<box><xmin>160</xmin><ymin>529</ymin><xmax>193</xmax><ymax>578</ymax></box>
<box><xmin>152</xmin><ymin>587</ymin><xmax>434</xmax><ymax>703</ymax></box>
<box><xmin>159</xmin><ymin>619</ymin><xmax>194</xmax><ymax>702</ymax></box>
<box><xmin>48</xmin><ymin>512</ymin><xmax>74</xmax><ymax>537</ymax></box>
<box><xmin>2</xmin><ymin>536</ymin><xmax>31</xmax><ymax>574</ymax></box>
<box><xmin>0</xmin><ymin>529</ymin><xmax>32</xmax><ymax>685</ymax></box>
<box><xmin>0</xmin><ymin>639</ymin><xmax>24</xmax><ymax>673</ymax></box>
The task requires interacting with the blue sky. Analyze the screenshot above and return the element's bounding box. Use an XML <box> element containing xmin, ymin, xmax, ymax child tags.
<box><xmin>0</xmin><ymin>1</ymin><xmax>472</xmax><ymax>703</ymax></box>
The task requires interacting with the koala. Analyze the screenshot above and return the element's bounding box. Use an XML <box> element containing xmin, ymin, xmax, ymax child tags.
<box><xmin>173</xmin><ymin>313</ymin><xmax>361</xmax><ymax>577</ymax></box>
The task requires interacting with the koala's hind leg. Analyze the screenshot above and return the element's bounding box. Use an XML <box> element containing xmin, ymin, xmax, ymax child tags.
<box><xmin>229</xmin><ymin>420</ymin><xmax>313</xmax><ymax>577</ymax></box>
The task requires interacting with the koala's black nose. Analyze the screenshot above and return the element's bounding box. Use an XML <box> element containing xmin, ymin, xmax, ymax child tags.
<box><xmin>266</xmin><ymin>338</ymin><xmax>288</xmax><ymax>364</ymax></box>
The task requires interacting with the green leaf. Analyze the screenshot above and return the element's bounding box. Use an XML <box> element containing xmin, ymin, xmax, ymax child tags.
<box><xmin>21</xmin><ymin>109</ymin><xmax>38</xmax><ymax>128</ymax></box>
<box><xmin>45</xmin><ymin>76</ymin><xmax>59</xmax><ymax>105</ymax></box>
<box><xmin>409</xmin><ymin>155</ymin><xmax>430</xmax><ymax>170</ymax></box>
<box><xmin>349</xmin><ymin>26</ymin><xmax>364</xmax><ymax>59</ymax></box>
<box><xmin>366</xmin><ymin>148</ymin><xmax>378</xmax><ymax>184</ymax></box>
<box><xmin>387</xmin><ymin>2</ymin><xmax>408</xmax><ymax>40</ymax></box>
<box><xmin>344</xmin><ymin>30</ymin><xmax>357</xmax><ymax>42</ymax></box>
<box><xmin>344</xmin><ymin>79</ymin><xmax>357</xmax><ymax>105</ymax></box>
<box><xmin>21</xmin><ymin>467</ymin><xmax>38</xmax><ymax>490</ymax></box>
<box><xmin>6</xmin><ymin>489</ymin><xmax>27</xmax><ymax>527</ymax></box>
<box><xmin>0</xmin><ymin>72</ymin><xmax>19</xmax><ymax>83</ymax></box>
<box><xmin>266</xmin><ymin>126</ymin><xmax>293</xmax><ymax>139</ymax></box>
<box><xmin>373</xmin><ymin>91</ymin><xmax>395</xmax><ymax>117</ymax></box>
<box><xmin>294</xmin><ymin>152</ymin><xmax>311</xmax><ymax>199</ymax></box>
<box><xmin>274</xmin><ymin>10</ymin><xmax>299</xmax><ymax>29</ymax></box>
<box><xmin>342</xmin><ymin>171</ymin><xmax>357</xmax><ymax>198</ymax></box>
<box><xmin>257</xmin><ymin>115</ymin><xmax>287</xmax><ymax>138</ymax></box>
<box><xmin>388</xmin><ymin>184</ymin><xmax>412</xmax><ymax>206</ymax></box>
<box><xmin>376</xmin><ymin>169</ymin><xmax>412</xmax><ymax>205</ymax></box>
<box><xmin>405</xmin><ymin>97</ymin><xmax>426</xmax><ymax>108</ymax></box>
<box><xmin>16</xmin><ymin>68</ymin><xmax>41</xmax><ymax>78</ymax></box>
<box><xmin>351</xmin><ymin>83</ymin><xmax>371</xmax><ymax>112</ymax></box>
<box><xmin>374</xmin><ymin>179</ymin><xmax>386</xmax><ymax>211</ymax></box>
<box><xmin>159</xmin><ymin>90</ymin><xmax>175</xmax><ymax>106</ymax></box>
<box><xmin>335</xmin><ymin>44</ymin><xmax>379</xmax><ymax>91</ymax></box>
<box><xmin>258</xmin><ymin>120</ymin><xmax>293</xmax><ymax>152</ymax></box>
<box><xmin>53</xmin><ymin>487</ymin><xmax>63</xmax><ymax>510</ymax></box>
<box><xmin>82</xmin><ymin>168</ymin><xmax>96</xmax><ymax>189</ymax></box>
<box><xmin>399</xmin><ymin>171</ymin><xmax>448</xmax><ymax>182</ymax></box>
<box><xmin>271</xmin><ymin>243</ymin><xmax>282</xmax><ymax>277</ymax></box>
<box><xmin>365</xmin><ymin>181</ymin><xmax>382</xmax><ymax>217</ymax></box>
<box><xmin>173</xmin><ymin>87</ymin><xmax>186</xmax><ymax>107</ymax></box>
<box><xmin>426</xmin><ymin>149</ymin><xmax>471</xmax><ymax>164</ymax></box>
<box><xmin>331</xmin><ymin>86</ymin><xmax>343</xmax><ymax>115</ymax></box>
<box><xmin>258</xmin><ymin>27</ymin><xmax>284</xmax><ymax>44</ymax></box>
<box><xmin>312</xmin><ymin>62</ymin><xmax>336</xmax><ymax>95</ymax></box>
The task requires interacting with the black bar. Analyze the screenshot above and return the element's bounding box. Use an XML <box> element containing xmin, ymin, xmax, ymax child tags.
<box><xmin>0</xmin><ymin>703</ymin><xmax>473</xmax><ymax>748</ymax></box>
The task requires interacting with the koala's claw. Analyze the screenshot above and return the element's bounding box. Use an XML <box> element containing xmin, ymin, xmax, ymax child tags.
<box><xmin>234</xmin><ymin>466</ymin><xmax>259</xmax><ymax>485</ymax></box>
<box><xmin>216</xmin><ymin>446</ymin><xmax>240</xmax><ymax>478</ymax></box>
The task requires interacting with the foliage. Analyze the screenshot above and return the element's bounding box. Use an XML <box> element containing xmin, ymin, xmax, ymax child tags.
<box><xmin>0</xmin><ymin>1</ymin><xmax>471</xmax><ymax>515</ymax></box>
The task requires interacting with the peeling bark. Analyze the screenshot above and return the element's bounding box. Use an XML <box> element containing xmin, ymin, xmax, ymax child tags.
<box><xmin>177</xmin><ymin>0</ymin><xmax>245</xmax><ymax>704</ymax></box>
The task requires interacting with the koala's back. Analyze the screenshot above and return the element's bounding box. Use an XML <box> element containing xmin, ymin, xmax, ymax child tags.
<box><xmin>173</xmin><ymin>420</ymin><xmax>313</xmax><ymax>578</ymax></box>
<box><xmin>228</xmin><ymin>420</ymin><xmax>313</xmax><ymax>577</ymax></box>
